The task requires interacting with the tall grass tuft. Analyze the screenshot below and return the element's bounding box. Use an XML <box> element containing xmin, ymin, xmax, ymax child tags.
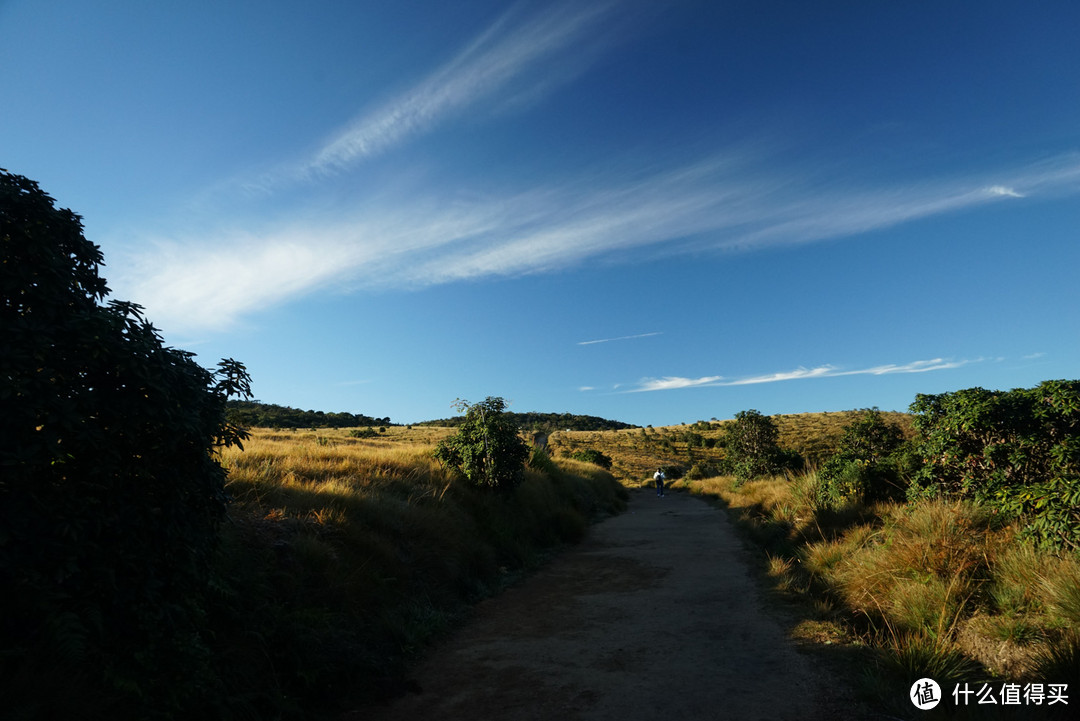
<box><xmin>875</xmin><ymin>630</ymin><xmax>985</xmax><ymax>686</ymax></box>
<box><xmin>1031</xmin><ymin>633</ymin><xmax>1080</xmax><ymax>687</ymax></box>
<box><xmin>1038</xmin><ymin>557</ymin><xmax>1080</xmax><ymax>626</ymax></box>
<box><xmin>831</xmin><ymin>501</ymin><xmax>993</xmax><ymax>638</ymax></box>
<box><xmin>680</xmin><ymin>465</ymin><xmax>1078</xmax><ymax>713</ymax></box>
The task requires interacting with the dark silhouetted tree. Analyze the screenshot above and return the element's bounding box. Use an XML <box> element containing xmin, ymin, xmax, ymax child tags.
<box><xmin>1</xmin><ymin>169</ymin><xmax>252</xmax><ymax>716</ymax></box>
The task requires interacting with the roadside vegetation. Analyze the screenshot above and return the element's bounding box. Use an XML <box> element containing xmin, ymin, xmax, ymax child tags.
<box><xmin>212</xmin><ymin>424</ymin><xmax>626</xmax><ymax>718</ymax></box>
<box><xmin>561</xmin><ymin>397</ymin><xmax>1079</xmax><ymax>717</ymax></box>
<box><xmin>2</xmin><ymin>170</ymin><xmax>626</xmax><ymax>720</ymax></box>
<box><xmin>547</xmin><ymin>410</ymin><xmax>914</xmax><ymax>485</ymax></box>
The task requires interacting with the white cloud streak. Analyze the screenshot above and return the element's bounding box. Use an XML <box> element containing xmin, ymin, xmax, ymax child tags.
<box><xmin>302</xmin><ymin>3</ymin><xmax>614</xmax><ymax>178</ymax></box>
<box><xmin>578</xmin><ymin>332</ymin><xmax>663</xmax><ymax>346</ymax></box>
<box><xmin>113</xmin><ymin>151</ymin><xmax>1080</xmax><ymax>333</ymax></box>
<box><xmin>106</xmin><ymin>0</ymin><xmax>1080</xmax><ymax>336</ymax></box>
<box><xmin>626</xmin><ymin>358</ymin><xmax>976</xmax><ymax>393</ymax></box>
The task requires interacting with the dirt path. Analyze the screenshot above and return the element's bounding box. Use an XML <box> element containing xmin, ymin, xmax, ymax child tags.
<box><xmin>353</xmin><ymin>489</ymin><xmax>861</xmax><ymax>721</ymax></box>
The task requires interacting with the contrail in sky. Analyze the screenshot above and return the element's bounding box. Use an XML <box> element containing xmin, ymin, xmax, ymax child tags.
<box><xmin>578</xmin><ymin>332</ymin><xmax>663</xmax><ymax>346</ymax></box>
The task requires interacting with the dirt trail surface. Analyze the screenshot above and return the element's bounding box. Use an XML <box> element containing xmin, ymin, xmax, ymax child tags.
<box><xmin>354</xmin><ymin>490</ymin><xmax>856</xmax><ymax>721</ymax></box>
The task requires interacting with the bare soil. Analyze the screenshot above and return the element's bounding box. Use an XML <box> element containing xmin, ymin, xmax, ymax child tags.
<box><xmin>351</xmin><ymin>489</ymin><xmax>867</xmax><ymax>721</ymax></box>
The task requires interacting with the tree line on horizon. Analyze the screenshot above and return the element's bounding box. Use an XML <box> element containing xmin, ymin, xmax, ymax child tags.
<box><xmin>415</xmin><ymin>410</ymin><xmax>638</xmax><ymax>432</ymax></box>
<box><xmin>226</xmin><ymin>401</ymin><xmax>639</xmax><ymax>433</ymax></box>
<box><xmin>226</xmin><ymin>400</ymin><xmax>392</xmax><ymax>429</ymax></box>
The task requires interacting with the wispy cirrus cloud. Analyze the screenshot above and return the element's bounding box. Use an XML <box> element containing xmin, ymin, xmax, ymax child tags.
<box><xmin>578</xmin><ymin>332</ymin><xmax>663</xmax><ymax>346</ymax></box>
<box><xmin>114</xmin><ymin>151</ymin><xmax>1080</xmax><ymax>334</ymax></box>
<box><xmin>107</xmin><ymin>0</ymin><xmax>1080</xmax><ymax>337</ymax></box>
<box><xmin>298</xmin><ymin>2</ymin><xmax>616</xmax><ymax>180</ymax></box>
<box><xmin>632</xmin><ymin>375</ymin><xmax>726</xmax><ymax>392</ymax></box>
<box><xmin>625</xmin><ymin>358</ymin><xmax>977</xmax><ymax>393</ymax></box>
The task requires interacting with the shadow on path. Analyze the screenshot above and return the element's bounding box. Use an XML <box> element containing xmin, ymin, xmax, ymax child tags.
<box><xmin>350</xmin><ymin>490</ymin><xmax>866</xmax><ymax>721</ymax></box>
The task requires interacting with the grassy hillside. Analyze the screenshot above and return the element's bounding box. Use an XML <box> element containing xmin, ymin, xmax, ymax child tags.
<box><xmin>178</xmin><ymin>428</ymin><xmax>626</xmax><ymax>718</ymax></box>
<box><xmin>547</xmin><ymin>410</ymin><xmax>915</xmax><ymax>484</ymax></box>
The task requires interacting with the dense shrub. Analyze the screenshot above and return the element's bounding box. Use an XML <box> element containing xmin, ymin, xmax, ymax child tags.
<box><xmin>568</xmin><ymin>448</ymin><xmax>613</xmax><ymax>469</ymax></box>
<box><xmin>661</xmin><ymin>464</ymin><xmax>685</xmax><ymax>480</ymax></box>
<box><xmin>681</xmin><ymin>430</ymin><xmax>706</xmax><ymax>448</ymax></box>
<box><xmin>686</xmin><ymin>461</ymin><xmax>723</xmax><ymax>480</ymax></box>
<box><xmin>0</xmin><ymin>170</ymin><xmax>252</xmax><ymax>717</ymax></box>
<box><xmin>816</xmin><ymin>408</ymin><xmax>911</xmax><ymax>507</ymax></box>
<box><xmin>908</xmin><ymin>381</ymin><xmax>1080</xmax><ymax>550</ymax></box>
<box><xmin>720</xmin><ymin>409</ymin><xmax>802</xmax><ymax>484</ymax></box>
<box><xmin>433</xmin><ymin>397</ymin><xmax>530</xmax><ymax>489</ymax></box>
<box><xmin>350</xmin><ymin>427</ymin><xmax>380</xmax><ymax>438</ymax></box>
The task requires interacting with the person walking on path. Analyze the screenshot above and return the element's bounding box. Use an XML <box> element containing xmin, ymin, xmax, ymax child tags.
<box><xmin>653</xmin><ymin>467</ymin><xmax>665</xmax><ymax>497</ymax></box>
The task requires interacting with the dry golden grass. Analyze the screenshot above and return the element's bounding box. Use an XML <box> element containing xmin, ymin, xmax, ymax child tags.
<box><xmin>531</xmin><ymin>410</ymin><xmax>1080</xmax><ymax>709</ymax></box>
<box><xmin>542</xmin><ymin>410</ymin><xmax>915</xmax><ymax>484</ymax></box>
<box><xmin>546</xmin><ymin>428</ymin><xmax>680</xmax><ymax>484</ymax></box>
<box><xmin>234</xmin><ymin>415</ymin><xmax>1076</xmax><ymax>705</ymax></box>
<box><xmin>206</xmin><ymin>426</ymin><xmax>628</xmax><ymax>713</ymax></box>
<box><xmin>679</xmin><ymin>469</ymin><xmax>1080</xmax><ymax>688</ymax></box>
<box><xmin>221</xmin><ymin>432</ymin><xmax>447</xmax><ymax>496</ymax></box>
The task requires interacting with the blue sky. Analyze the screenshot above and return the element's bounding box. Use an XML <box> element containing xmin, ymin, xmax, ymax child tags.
<box><xmin>4</xmin><ymin>0</ymin><xmax>1078</xmax><ymax>426</ymax></box>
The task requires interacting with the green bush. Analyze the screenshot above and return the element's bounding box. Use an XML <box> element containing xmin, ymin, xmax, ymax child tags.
<box><xmin>528</xmin><ymin>444</ymin><xmax>558</xmax><ymax>473</ymax></box>
<box><xmin>817</xmin><ymin>409</ymin><xmax>910</xmax><ymax>507</ymax></box>
<box><xmin>568</xmin><ymin>448</ymin><xmax>613</xmax><ymax>469</ymax></box>
<box><xmin>908</xmin><ymin>381</ymin><xmax>1080</xmax><ymax>550</ymax></box>
<box><xmin>720</xmin><ymin>409</ymin><xmax>801</xmax><ymax>484</ymax></box>
<box><xmin>686</xmin><ymin>461</ymin><xmax>722</xmax><ymax>480</ymax></box>
<box><xmin>0</xmin><ymin>169</ymin><xmax>252</xmax><ymax>717</ymax></box>
<box><xmin>661</xmin><ymin>464</ymin><xmax>686</xmax><ymax>480</ymax></box>
<box><xmin>433</xmin><ymin>397</ymin><xmax>530</xmax><ymax>489</ymax></box>
<box><xmin>681</xmin><ymin>430</ymin><xmax>705</xmax><ymax>448</ymax></box>
<box><xmin>350</xmin><ymin>427</ymin><xmax>379</xmax><ymax>438</ymax></box>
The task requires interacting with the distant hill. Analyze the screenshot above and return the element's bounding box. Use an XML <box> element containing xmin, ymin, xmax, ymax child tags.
<box><xmin>415</xmin><ymin>411</ymin><xmax>638</xmax><ymax>432</ymax></box>
<box><xmin>548</xmin><ymin>410</ymin><xmax>916</xmax><ymax>484</ymax></box>
<box><xmin>771</xmin><ymin>410</ymin><xmax>915</xmax><ymax>466</ymax></box>
<box><xmin>226</xmin><ymin>401</ymin><xmax>392</xmax><ymax>429</ymax></box>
